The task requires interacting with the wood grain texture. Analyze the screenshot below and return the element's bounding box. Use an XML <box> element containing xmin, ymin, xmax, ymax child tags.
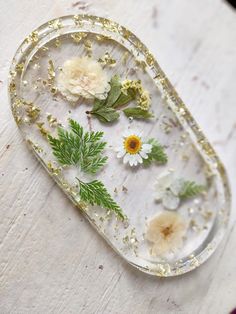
<box><xmin>0</xmin><ymin>0</ymin><xmax>236</xmax><ymax>313</ymax></box>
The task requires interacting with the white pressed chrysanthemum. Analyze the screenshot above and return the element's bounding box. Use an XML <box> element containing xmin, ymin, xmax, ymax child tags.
<box><xmin>116</xmin><ymin>129</ymin><xmax>152</xmax><ymax>167</ymax></box>
<box><xmin>57</xmin><ymin>57</ymin><xmax>110</xmax><ymax>102</ymax></box>
<box><xmin>154</xmin><ymin>171</ymin><xmax>185</xmax><ymax>210</ymax></box>
<box><xmin>146</xmin><ymin>211</ymin><xmax>187</xmax><ymax>256</ymax></box>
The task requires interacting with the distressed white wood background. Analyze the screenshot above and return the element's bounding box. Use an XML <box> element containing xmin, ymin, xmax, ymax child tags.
<box><xmin>0</xmin><ymin>0</ymin><xmax>236</xmax><ymax>313</ymax></box>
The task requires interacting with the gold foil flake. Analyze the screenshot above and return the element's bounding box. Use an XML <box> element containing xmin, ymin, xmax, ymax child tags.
<box><xmin>202</xmin><ymin>210</ymin><xmax>213</xmax><ymax>221</ymax></box>
<box><xmin>189</xmin><ymin>219</ymin><xmax>200</xmax><ymax>232</ymax></box>
<box><xmin>27</xmin><ymin>139</ymin><xmax>43</xmax><ymax>153</ymax></box>
<box><xmin>41</xmin><ymin>46</ymin><xmax>49</xmax><ymax>52</ymax></box>
<box><xmin>25</xmin><ymin>102</ymin><xmax>40</xmax><ymax>122</ymax></box>
<box><xmin>190</xmin><ymin>257</ymin><xmax>200</xmax><ymax>268</ymax></box>
<box><xmin>47</xmin><ymin>162</ymin><xmax>61</xmax><ymax>176</ymax></box>
<box><xmin>73</xmin><ymin>15</ymin><xmax>84</xmax><ymax>27</ymax></box>
<box><xmin>122</xmin><ymin>51</ymin><xmax>129</xmax><ymax>65</ymax></box>
<box><xmin>47</xmin><ymin>114</ymin><xmax>59</xmax><ymax>127</ymax></box>
<box><xmin>121</xmin><ymin>28</ymin><xmax>132</xmax><ymax>40</ymax></box>
<box><xmin>50</xmin><ymin>87</ymin><xmax>58</xmax><ymax>95</ymax></box>
<box><xmin>55</xmin><ymin>38</ymin><xmax>61</xmax><ymax>47</ymax></box>
<box><xmin>84</xmin><ymin>39</ymin><xmax>92</xmax><ymax>56</ymax></box>
<box><xmin>102</xmin><ymin>20</ymin><xmax>119</xmax><ymax>33</ymax></box>
<box><xmin>47</xmin><ymin>60</ymin><xmax>55</xmax><ymax>84</ymax></box>
<box><xmin>26</xmin><ymin>31</ymin><xmax>39</xmax><ymax>44</ymax></box>
<box><xmin>12</xmin><ymin>98</ymin><xmax>40</xmax><ymax>124</ymax></box>
<box><xmin>95</xmin><ymin>34</ymin><xmax>111</xmax><ymax>41</ymax></box>
<box><xmin>15</xmin><ymin>63</ymin><xmax>25</xmax><ymax>73</ymax></box>
<box><xmin>9</xmin><ymin>81</ymin><xmax>16</xmax><ymax>95</ymax></box>
<box><xmin>9</xmin><ymin>70</ymin><xmax>17</xmax><ymax>78</ymax></box>
<box><xmin>12</xmin><ymin>98</ymin><xmax>23</xmax><ymax>124</ymax></box>
<box><xmin>71</xmin><ymin>32</ymin><xmax>87</xmax><ymax>43</ymax></box>
<box><xmin>155</xmin><ymin>264</ymin><xmax>171</xmax><ymax>277</ymax></box>
<box><xmin>146</xmin><ymin>52</ymin><xmax>155</xmax><ymax>66</ymax></box>
<box><xmin>36</xmin><ymin>122</ymin><xmax>50</xmax><ymax>137</ymax></box>
<box><xmin>48</xmin><ymin>19</ymin><xmax>63</xmax><ymax>30</ymax></box>
<box><xmin>135</xmin><ymin>59</ymin><xmax>147</xmax><ymax>72</ymax></box>
<box><xmin>98</xmin><ymin>52</ymin><xmax>116</xmax><ymax>67</ymax></box>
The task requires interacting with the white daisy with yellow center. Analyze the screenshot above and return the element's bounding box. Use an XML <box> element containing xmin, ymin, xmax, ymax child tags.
<box><xmin>116</xmin><ymin>129</ymin><xmax>152</xmax><ymax>166</ymax></box>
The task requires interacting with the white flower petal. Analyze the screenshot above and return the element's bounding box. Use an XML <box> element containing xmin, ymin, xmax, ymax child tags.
<box><xmin>156</xmin><ymin>172</ymin><xmax>174</xmax><ymax>189</ymax></box>
<box><xmin>116</xmin><ymin>147</ymin><xmax>126</xmax><ymax>158</ymax></box>
<box><xmin>162</xmin><ymin>190</ymin><xmax>180</xmax><ymax>210</ymax></box>
<box><xmin>136</xmin><ymin>154</ymin><xmax>143</xmax><ymax>164</ymax></box>
<box><xmin>170</xmin><ymin>178</ymin><xmax>185</xmax><ymax>196</ymax></box>
<box><xmin>139</xmin><ymin>150</ymin><xmax>148</xmax><ymax>159</ymax></box>
<box><xmin>154</xmin><ymin>183</ymin><xmax>166</xmax><ymax>200</ymax></box>
<box><xmin>142</xmin><ymin>143</ymin><xmax>152</xmax><ymax>154</ymax></box>
<box><xmin>123</xmin><ymin>153</ymin><xmax>131</xmax><ymax>164</ymax></box>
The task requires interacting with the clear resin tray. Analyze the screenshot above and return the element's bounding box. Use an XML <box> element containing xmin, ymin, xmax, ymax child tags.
<box><xmin>9</xmin><ymin>15</ymin><xmax>231</xmax><ymax>276</ymax></box>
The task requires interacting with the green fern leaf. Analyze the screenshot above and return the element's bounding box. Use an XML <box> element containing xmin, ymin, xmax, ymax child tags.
<box><xmin>77</xmin><ymin>179</ymin><xmax>125</xmax><ymax>220</ymax></box>
<box><xmin>179</xmin><ymin>181</ymin><xmax>205</xmax><ymax>199</ymax></box>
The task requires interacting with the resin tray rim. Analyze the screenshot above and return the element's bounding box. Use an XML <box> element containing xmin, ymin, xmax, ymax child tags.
<box><xmin>8</xmin><ymin>14</ymin><xmax>231</xmax><ymax>277</ymax></box>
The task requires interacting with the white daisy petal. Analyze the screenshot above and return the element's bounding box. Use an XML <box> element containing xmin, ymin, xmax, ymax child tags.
<box><xmin>123</xmin><ymin>153</ymin><xmax>131</xmax><ymax>164</ymax></box>
<box><xmin>139</xmin><ymin>150</ymin><xmax>148</xmax><ymax>159</ymax></box>
<box><xmin>129</xmin><ymin>155</ymin><xmax>135</xmax><ymax>166</ymax></box>
<box><xmin>162</xmin><ymin>190</ymin><xmax>180</xmax><ymax>210</ymax></box>
<box><xmin>131</xmin><ymin>154</ymin><xmax>139</xmax><ymax>166</ymax></box>
<box><xmin>136</xmin><ymin>154</ymin><xmax>143</xmax><ymax>164</ymax></box>
<box><xmin>116</xmin><ymin>147</ymin><xmax>126</xmax><ymax>158</ymax></box>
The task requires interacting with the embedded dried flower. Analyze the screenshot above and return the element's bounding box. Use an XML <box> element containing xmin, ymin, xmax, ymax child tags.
<box><xmin>121</xmin><ymin>79</ymin><xmax>150</xmax><ymax>111</ymax></box>
<box><xmin>155</xmin><ymin>171</ymin><xmax>183</xmax><ymax>210</ymax></box>
<box><xmin>57</xmin><ymin>57</ymin><xmax>110</xmax><ymax>102</ymax></box>
<box><xmin>116</xmin><ymin>128</ymin><xmax>152</xmax><ymax>166</ymax></box>
<box><xmin>155</xmin><ymin>171</ymin><xmax>205</xmax><ymax>210</ymax></box>
<box><xmin>146</xmin><ymin>211</ymin><xmax>187</xmax><ymax>256</ymax></box>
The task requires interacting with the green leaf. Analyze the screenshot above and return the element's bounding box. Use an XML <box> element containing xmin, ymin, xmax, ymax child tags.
<box><xmin>48</xmin><ymin>119</ymin><xmax>107</xmax><ymax>174</ymax></box>
<box><xmin>77</xmin><ymin>179</ymin><xmax>125</xmax><ymax>220</ymax></box>
<box><xmin>179</xmin><ymin>181</ymin><xmax>205</xmax><ymax>199</ymax></box>
<box><xmin>91</xmin><ymin>107</ymin><xmax>120</xmax><ymax>123</ymax></box>
<box><xmin>92</xmin><ymin>98</ymin><xmax>106</xmax><ymax>111</ymax></box>
<box><xmin>112</xmin><ymin>92</ymin><xmax>134</xmax><ymax>108</ymax></box>
<box><xmin>123</xmin><ymin>107</ymin><xmax>154</xmax><ymax>119</ymax></box>
<box><xmin>143</xmin><ymin>139</ymin><xmax>168</xmax><ymax>166</ymax></box>
<box><xmin>106</xmin><ymin>75</ymin><xmax>122</xmax><ymax>107</ymax></box>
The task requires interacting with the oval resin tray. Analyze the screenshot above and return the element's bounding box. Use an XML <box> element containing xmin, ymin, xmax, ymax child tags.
<box><xmin>9</xmin><ymin>15</ymin><xmax>231</xmax><ymax>277</ymax></box>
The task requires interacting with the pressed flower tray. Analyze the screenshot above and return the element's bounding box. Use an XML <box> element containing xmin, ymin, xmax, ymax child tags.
<box><xmin>9</xmin><ymin>15</ymin><xmax>231</xmax><ymax>277</ymax></box>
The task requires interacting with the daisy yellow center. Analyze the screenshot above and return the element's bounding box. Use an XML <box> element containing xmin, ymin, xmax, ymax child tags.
<box><xmin>124</xmin><ymin>135</ymin><xmax>142</xmax><ymax>154</ymax></box>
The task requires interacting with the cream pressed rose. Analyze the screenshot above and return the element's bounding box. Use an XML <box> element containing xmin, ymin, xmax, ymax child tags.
<box><xmin>146</xmin><ymin>211</ymin><xmax>187</xmax><ymax>256</ymax></box>
<box><xmin>57</xmin><ymin>57</ymin><xmax>110</xmax><ymax>101</ymax></box>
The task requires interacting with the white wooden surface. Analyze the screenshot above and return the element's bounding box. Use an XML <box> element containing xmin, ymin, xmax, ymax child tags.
<box><xmin>0</xmin><ymin>0</ymin><xmax>236</xmax><ymax>313</ymax></box>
